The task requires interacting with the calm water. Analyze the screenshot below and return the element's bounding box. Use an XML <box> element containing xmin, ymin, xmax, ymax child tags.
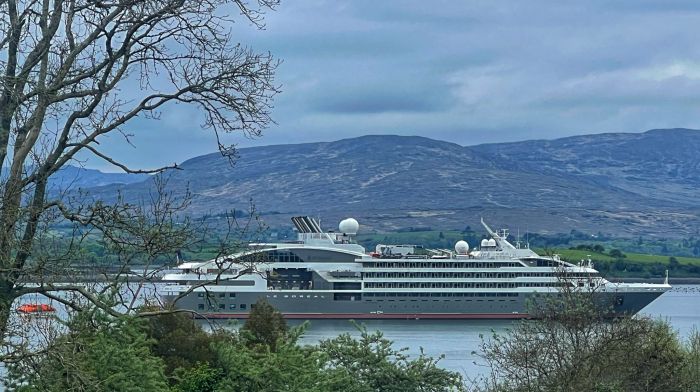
<box><xmin>290</xmin><ymin>285</ymin><xmax>700</xmax><ymax>377</ymax></box>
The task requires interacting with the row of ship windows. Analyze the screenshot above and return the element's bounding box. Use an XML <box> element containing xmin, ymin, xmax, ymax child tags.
<box><xmin>198</xmin><ymin>303</ymin><xmax>249</xmax><ymax>311</ymax></box>
<box><xmin>267</xmin><ymin>294</ymin><xmax>326</xmax><ymax>299</ymax></box>
<box><xmin>364</xmin><ymin>292</ymin><xmax>520</xmax><ymax>297</ymax></box>
<box><xmin>262</xmin><ymin>252</ymin><xmax>304</xmax><ymax>263</ymax></box>
<box><xmin>237</xmin><ymin>253</ymin><xmax>305</xmax><ymax>264</ymax></box>
<box><xmin>198</xmin><ymin>292</ymin><xmax>236</xmax><ymax>298</ymax></box>
<box><xmin>196</xmin><ymin>294</ymin><xmax>330</xmax><ymax>311</ymax></box>
<box><xmin>363</xmin><ymin>272</ymin><xmax>594</xmax><ymax>279</ymax></box>
<box><xmin>364</xmin><ymin>282</ymin><xmax>563</xmax><ymax>289</ymax></box>
<box><xmin>363</xmin><ymin>262</ymin><xmax>522</xmax><ymax>269</ymax></box>
<box><xmin>195</xmin><ymin>293</ymin><xmax>521</xmax><ymax>309</ymax></box>
<box><xmin>366</xmin><ymin>299</ymin><xmax>516</xmax><ymax>303</ymax></box>
<box><xmin>197</xmin><ymin>293</ymin><xmax>328</xmax><ymax>301</ymax></box>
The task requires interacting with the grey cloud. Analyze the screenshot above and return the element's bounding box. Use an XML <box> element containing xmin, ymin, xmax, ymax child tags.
<box><xmin>304</xmin><ymin>70</ymin><xmax>455</xmax><ymax>114</ymax></box>
<box><xmin>311</xmin><ymin>92</ymin><xmax>444</xmax><ymax>114</ymax></box>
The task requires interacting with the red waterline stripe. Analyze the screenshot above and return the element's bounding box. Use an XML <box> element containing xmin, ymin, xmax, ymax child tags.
<box><xmin>195</xmin><ymin>312</ymin><xmax>530</xmax><ymax>320</ymax></box>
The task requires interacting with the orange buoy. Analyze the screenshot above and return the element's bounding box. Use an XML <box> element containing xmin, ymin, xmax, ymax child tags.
<box><xmin>17</xmin><ymin>303</ymin><xmax>56</xmax><ymax>313</ymax></box>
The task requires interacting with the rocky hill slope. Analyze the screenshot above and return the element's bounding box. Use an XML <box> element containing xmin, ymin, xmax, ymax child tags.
<box><xmin>81</xmin><ymin>129</ymin><xmax>700</xmax><ymax>237</ymax></box>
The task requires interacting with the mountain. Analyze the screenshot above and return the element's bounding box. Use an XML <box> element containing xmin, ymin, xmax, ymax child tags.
<box><xmin>2</xmin><ymin>165</ymin><xmax>146</xmax><ymax>189</ymax></box>
<box><xmin>81</xmin><ymin>129</ymin><xmax>700</xmax><ymax>237</ymax></box>
<box><xmin>475</xmin><ymin>128</ymin><xmax>700</xmax><ymax>206</ymax></box>
<box><xmin>48</xmin><ymin>166</ymin><xmax>149</xmax><ymax>189</ymax></box>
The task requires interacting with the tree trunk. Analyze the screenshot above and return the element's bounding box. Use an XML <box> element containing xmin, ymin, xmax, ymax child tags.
<box><xmin>0</xmin><ymin>282</ymin><xmax>15</xmax><ymax>339</ymax></box>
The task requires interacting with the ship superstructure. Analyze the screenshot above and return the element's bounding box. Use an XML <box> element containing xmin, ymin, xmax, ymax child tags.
<box><xmin>161</xmin><ymin>217</ymin><xmax>670</xmax><ymax>319</ymax></box>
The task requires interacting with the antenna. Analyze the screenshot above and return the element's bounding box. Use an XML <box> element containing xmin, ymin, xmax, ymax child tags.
<box><xmin>526</xmin><ymin>225</ymin><xmax>530</xmax><ymax>249</ymax></box>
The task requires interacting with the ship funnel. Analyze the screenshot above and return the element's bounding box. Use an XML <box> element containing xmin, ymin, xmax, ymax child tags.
<box><xmin>292</xmin><ymin>216</ymin><xmax>323</xmax><ymax>233</ymax></box>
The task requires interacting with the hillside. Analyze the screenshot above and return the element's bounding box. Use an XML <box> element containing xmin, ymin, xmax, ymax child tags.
<box><xmin>80</xmin><ymin>129</ymin><xmax>700</xmax><ymax>237</ymax></box>
<box><xmin>475</xmin><ymin>128</ymin><xmax>700</xmax><ymax>207</ymax></box>
<box><xmin>48</xmin><ymin>165</ymin><xmax>149</xmax><ymax>189</ymax></box>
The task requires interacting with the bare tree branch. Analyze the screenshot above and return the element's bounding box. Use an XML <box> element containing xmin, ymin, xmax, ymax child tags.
<box><xmin>0</xmin><ymin>0</ymin><xmax>280</xmax><ymax>362</ymax></box>
<box><xmin>68</xmin><ymin>143</ymin><xmax>180</xmax><ymax>174</ymax></box>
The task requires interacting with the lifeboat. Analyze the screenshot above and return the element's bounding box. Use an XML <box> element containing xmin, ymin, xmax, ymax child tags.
<box><xmin>17</xmin><ymin>303</ymin><xmax>56</xmax><ymax>313</ymax></box>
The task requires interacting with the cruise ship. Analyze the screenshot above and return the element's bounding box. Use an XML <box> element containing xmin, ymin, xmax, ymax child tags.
<box><xmin>161</xmin><ymin>216</ymin><xmax>671</xmax><ymax>319</ymax></box>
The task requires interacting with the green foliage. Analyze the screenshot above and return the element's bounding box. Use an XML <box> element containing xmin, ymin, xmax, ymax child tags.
<box><xmin>241</xmin><ymin>298</ymin><xmax>288</xmax><ymax>351</ymax></box>
<box><xmin>214</xmin><ymin>330</ymin><xmax>325</xmax><ymax>392</ymax></box>
<box><xmin>144</xmin><ymin>310</ymin><xmax>230</xmax><ymax>378</ymax></box>
<box><xmin>5</xmin><ymin>312</ymin><xmax>169</xmax><ymax>392</ymax></box>
<box><xmin>143</xmin><ymin>303</ymin><xmax>462</xmax><ymax>392</ymax></box>
<box><xmin>202</xmin><ymin>299</ymin><xmax>326</xmax><ymax>391</ymax></box>
<box><xmin>571</xmin><ymin>243</ymin><xmax>605</xmax><ymax>253</ymax></box>
<box><xmin>171</xmin><ymin>363</ymin><xmax>223</xmax><ymax>392</ymax></box>
<box><xmin>479</xmin><ymin>286</ymin><xmax>700</xmax><ymax>392</ymax></box>
<box><xmin>685</xmin><ymin>330</ymin><xmax>700</xmax><ymax>392</ymax></box>
<box><xmin>318</xmin><ymin>323</ymin><xmax>464</xmax><ymax>392</ymax></box>
<box><xmin>670</xmin><ymin>256</ymin><xmax>681</xmax><ymax>269</ymax></box>
<box><xmin>540</xmin><ymin>247</ymin><xmax>700</xmax><ymax>278</ymax></box>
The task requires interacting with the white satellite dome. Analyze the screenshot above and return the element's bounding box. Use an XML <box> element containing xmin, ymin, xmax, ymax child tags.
<box><xmin>455</xmin><ymin>240</ymin><xmax>470</xmax><ymax>255</ymax></box>
<box><xmin>480</xmin><ymin>239</ymin><xmax>489</xmax><ymax>248</ymax></box>
<box><xmin>339</xmin><ymin>218</ymin><xmax>360</xmax><ymax>235</ymax></box>
<box><xmin>487</xmin><ymin>238</ymin><xmax>497</xmax><ymax>247</ymax></box>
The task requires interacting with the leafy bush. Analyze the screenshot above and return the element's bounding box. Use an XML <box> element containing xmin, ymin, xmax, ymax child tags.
<box><xmin>5</xmin><ymin>312</ymin><xmax>169</xmax><ymax>392</ymax></box>
<box><xmin>477</xmin><ymin>281</ymin><xmax>700</xmax><ymax>392</ymax></box>
<box><xmin>319</xmin><ymin>323</ymin><xmax>463</xmax><ymax>392</ymax></box>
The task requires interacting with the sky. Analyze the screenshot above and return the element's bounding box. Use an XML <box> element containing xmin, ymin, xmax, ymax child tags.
<box><xmin>96</xmin><ymin>0</ymin><xmax>700</xmax><ymax>171</ymax></box>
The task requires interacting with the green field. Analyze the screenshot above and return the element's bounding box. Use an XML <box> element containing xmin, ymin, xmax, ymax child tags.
<box><xmin>538</xmin><ymin>248</ymin><xmax>700</xmax><ymax>266</ymax></box>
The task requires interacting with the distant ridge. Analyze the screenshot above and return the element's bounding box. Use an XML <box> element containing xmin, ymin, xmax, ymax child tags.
<box><xmin>49</xmin><ymin>165</ymin><xmax>149</xmax><ymax>189</ymax></box>
<box><xmin>2</xmin><ymin>165</ymin><xmax>148</xmax><ymax>190</ymax></box>
<box><xmin>77</xmin><ymin>128</ymin><xmax>700</xmax><ymax>237</ymax></box>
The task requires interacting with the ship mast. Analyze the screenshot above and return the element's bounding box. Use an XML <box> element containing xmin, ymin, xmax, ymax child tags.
<box><xmin>480</xmin><ymin>217</ymin><xmax>517</xmax><ymax>251</ymax></box>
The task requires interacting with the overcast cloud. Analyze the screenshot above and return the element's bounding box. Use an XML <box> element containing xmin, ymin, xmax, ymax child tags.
<box><xmin>96</xmin><ymin>0</ymin><xmax>700</xmax><ymax>170</ymax></box>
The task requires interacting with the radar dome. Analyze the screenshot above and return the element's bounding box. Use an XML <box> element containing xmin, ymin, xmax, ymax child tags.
<box><xmin>455</xmin><ymin>240</ymin><xmax>470</xmax><ymax>255</ymax></box>
<box><xmin>339</xmin><ymin>218</ymin><xmax>359</xmax><ymax>234</ymax></box>
<box><xmin>480</xmin><ymin>239</ymin><xmax>489</xmax><ymax>248</ymax></box>
<box><xmin>487</xmin><ymin>238</ymin><xmax>497</xmax><ymax>247</ymax></box>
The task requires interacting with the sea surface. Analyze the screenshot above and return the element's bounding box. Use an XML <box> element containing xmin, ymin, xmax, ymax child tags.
<box><xmin>289</xmin><ymin>285</ymin><xmax>700</xmax><ymax>378</ymax></box>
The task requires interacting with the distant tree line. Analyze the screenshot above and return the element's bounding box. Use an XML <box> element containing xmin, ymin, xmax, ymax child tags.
<box><xmin>566</xmin><ymin>245</ymin><xmax>700</xmax><ymax>278</ymax></box>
